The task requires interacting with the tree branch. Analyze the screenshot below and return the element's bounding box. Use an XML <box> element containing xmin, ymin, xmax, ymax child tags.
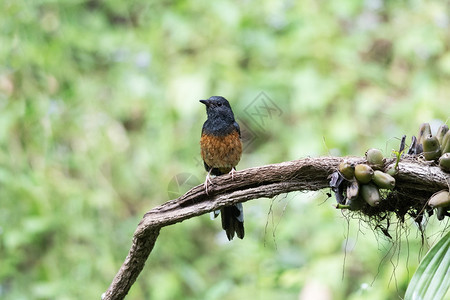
<box><xmin>102</xmin><ymin>156</ymin><xmax>449</xmax><ymax>299</ymax></box>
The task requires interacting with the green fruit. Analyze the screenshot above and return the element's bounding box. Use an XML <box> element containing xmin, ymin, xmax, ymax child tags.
<box><xmin>346</xmin><ymin>180</ymin><xmax>359</xmax><ymax>200</ymax></box>
<box><xmin>436</xmin><ymin>207</ymin><xmax>446</xmax><ymax>221</ymax></box>
<box><xmin>372</xmin><ymin>170</ymin><xmax>395</xmax><ymax>190</ymax></box>
<box><xmin>339</xmin><ymin>160</ymin><xmax>355</xmax><ymax>180</ymax></box>
<box><xmin>428</xmin><ymin>190</ymin><xmax>450</xmax><ymax>208</ymax></box>
<box><xmin>365</xmin><ymin>148</ymin><xmax>384</xmax><ymax>169</ymax></box>
<box><xmin>436</xmin><ymin>124</ymin><xmax>449</xmax><ymax>145</ymax></box>
<box><xmin>354</xmin><ymin>164</ymin><xmax>374</xmax><ymax>184</ymax></box>
<box><xmin>385</xmin><ymin>165</ymin><xmax>398</xmax><ymax>176</ymax></box>
<box><xmin>423</xmin><ymin>134</ymin><xmax>440</xmax><ymax>151</ymax></box>
<box><xmin>360</xmin><ymin>184</ymin><xmax>381</xmax><ymax>207</ymax></box>
<box><xmin>439</xmin><ymin>153</ymin><xmax>450</xmax><ymax>172</ymax></box>
<box><xmin>418</xmin><ymin>123</ymin><xmax>431</xmax><ymax>145</ymax></box>
<box><xmin>441</xmin><ymin>131</ymin><xmax>450</xmax><ymax>154</ymax></box>
<box><xmin>422</xmin><ymin>135</ymin><xmax>441</xmax><ymax>160</ymax></box>
<box><xmin>424</xmin><ymin>149</ymin><xmax>441</xmax><ymax>161</ymax></box>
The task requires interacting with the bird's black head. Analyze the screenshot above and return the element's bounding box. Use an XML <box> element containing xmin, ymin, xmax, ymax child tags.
<box><xmin>200</xmin><ymin>96</ymin><xmax>235</xmax><ymax>122</ymax></box>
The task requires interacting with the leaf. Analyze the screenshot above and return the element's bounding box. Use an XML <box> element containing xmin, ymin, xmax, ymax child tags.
<box><xmin>405</xmin><ymin>231</ymin><xmax>450</xmax><ymax>300</ymax></box>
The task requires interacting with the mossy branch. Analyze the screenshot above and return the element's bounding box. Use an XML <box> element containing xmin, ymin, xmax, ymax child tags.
<box><xmin>102</xmin><ymin>156</ymin><xmax>449</xmax><ymax>300</ymax></box>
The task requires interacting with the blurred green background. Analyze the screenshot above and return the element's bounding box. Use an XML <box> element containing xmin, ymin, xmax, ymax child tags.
<box><xmin>1</xmin><ymin>0</ymin><xmax>449</xmax><ymax>299</ymax></box>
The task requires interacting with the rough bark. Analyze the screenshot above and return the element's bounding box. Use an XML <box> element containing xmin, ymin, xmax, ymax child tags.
<box><xmin>103</xmin><ymin>156</ymin><xmax>449</xmax><ymax>300</ymax></box>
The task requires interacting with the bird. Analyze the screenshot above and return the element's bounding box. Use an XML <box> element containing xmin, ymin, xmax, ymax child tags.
<box><xmin>199</xmin><ymin>96</ymin><xmax>244</xmax><ymax>240</ymax></box>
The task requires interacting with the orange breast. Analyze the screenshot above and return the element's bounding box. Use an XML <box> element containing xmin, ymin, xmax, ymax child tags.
<box><xmin>200</xmin><ymin>130</ymin><xmax>242</xmax><ymax>173</ymax></box>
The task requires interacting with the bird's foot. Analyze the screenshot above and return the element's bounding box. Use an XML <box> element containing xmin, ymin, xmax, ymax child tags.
<box><xmin>228</xmin><ymin>168</ymin><xmax>236</xmax><ymax>180</ymax></box>
<box><xmin>204</xmin><ymin>171</ymin><xmax>213</xmax><ymax>194</ymax></box>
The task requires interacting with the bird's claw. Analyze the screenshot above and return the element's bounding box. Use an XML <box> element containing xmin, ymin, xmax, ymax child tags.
<box><xmin>204</xmin><ymin>171</ymin><xmax>213</xmax><ymax>194</ymax></box>
<box><xmin>228</xmin><ymin>168</ymin><xmax>236</xmax><ymax>180</ymax></box>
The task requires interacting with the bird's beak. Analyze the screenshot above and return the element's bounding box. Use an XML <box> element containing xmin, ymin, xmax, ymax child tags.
<box><xmin>199</xmin><ymin>100</ymin><xmax>212</xmax><ymax>107</ymax></box>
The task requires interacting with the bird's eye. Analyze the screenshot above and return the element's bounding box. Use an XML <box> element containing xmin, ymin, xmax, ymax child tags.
<box><xmin>217</xmin><ymin>103</ymin><xmax>222</xmax><ymax>107</ymax></box>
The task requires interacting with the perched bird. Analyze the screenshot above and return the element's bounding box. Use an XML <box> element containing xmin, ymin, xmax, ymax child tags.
<box><xmin>200</xmin><ymin>96</ymin><xmax>244</xmax><ymax>240</ymax></box>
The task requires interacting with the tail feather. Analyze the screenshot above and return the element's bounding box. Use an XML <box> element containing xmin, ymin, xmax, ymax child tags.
<box><xmin>221</xmin><ymin>204</ymin><xmax>245</xmax><ymax>240</ymax></box>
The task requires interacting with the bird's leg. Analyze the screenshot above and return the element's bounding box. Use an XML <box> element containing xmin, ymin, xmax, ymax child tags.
<box><xmin>228</xmin><ymin>167</ymin><xmax>236</xmax><ymax>180</ymax></box>
<box><xmin>204</xmin><ymin>169</ymin><xmax>213</xmax><ymax>194</ymax></box>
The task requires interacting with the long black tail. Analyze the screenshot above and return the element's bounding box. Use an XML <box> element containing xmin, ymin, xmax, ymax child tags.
<box><xmin>221</xmin><ymin>203</ymin><xmax>244</xmax><ymax>240</ymax></box>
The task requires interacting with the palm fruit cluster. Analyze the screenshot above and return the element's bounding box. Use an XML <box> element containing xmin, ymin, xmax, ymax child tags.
<box><xmin>333</xmin><ymin>148</ymin><xmax>395</xmax><ymax>210</ymax></box>
<box><xmin>414</xmin><ymin>123</ymin><xmax>450</xmax><ymax>171</ymax></box>
<box><xmin>408</xmin><ymin>123</ymin><xmax>450</xmax><ymax>220</ymax></box>
<box><xmin>409</xmin><ymin>123</ymin><xmax>450</xmax><ymax>220</ymax></box>
<box><xmin>329</xmin><ymin>122</ymin><xmax>450</xmax><ymax>221</ymax></box>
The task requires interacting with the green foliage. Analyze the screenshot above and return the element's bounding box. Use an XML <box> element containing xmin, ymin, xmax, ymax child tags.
<box><xmin>0</xmin><ymin>0</ymin><xmax>449</xmax><ymax>299</ymax></box>
<box><xmin>405</xmin><ymin>231</ymin><xmax>450</xmax><ymax>300</ymax></box>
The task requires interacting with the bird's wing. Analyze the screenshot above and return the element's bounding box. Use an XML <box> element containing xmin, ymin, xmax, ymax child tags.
<box><xmin>203</xmin><ymin>161</ymin><xmax>211</xmax><ymax>172</ymax></box>
<box><xmin>233</xmin><ymin>121</ymin><xmax>241</xmax><ymax>138</ymax></box>
<box><xmin>201</xmin><ymin>122</ymin><xmax>207</xmax><ymax>135</ymax></box>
